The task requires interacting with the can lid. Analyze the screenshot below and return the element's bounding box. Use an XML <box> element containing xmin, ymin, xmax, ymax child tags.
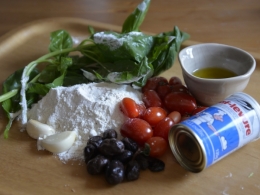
<box><xmin>168</xmin><ymin>124</ymin><xmax>206</xmax><ymax>173</ymax></box>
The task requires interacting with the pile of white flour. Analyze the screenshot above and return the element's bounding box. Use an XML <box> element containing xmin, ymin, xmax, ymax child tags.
<box><xmin>27</xmin><ymin>82</ymin><xmax>143</xmax><ymax>162</ymax></box>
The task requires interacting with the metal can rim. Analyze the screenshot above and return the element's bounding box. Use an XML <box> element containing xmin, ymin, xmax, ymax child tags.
<box><xmin>168</xmin><ymin>124</ymin><xmax>206</xmax><ymax>173</ymax></box>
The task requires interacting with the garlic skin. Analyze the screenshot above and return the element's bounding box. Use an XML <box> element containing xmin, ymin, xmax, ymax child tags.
<box><xmin>26</xmin><ymin>119</ymin><xmax>55</xmax><ymax>139</ymax></box>
<box><xmin>41</xmin><ymin>131</ymin><xmax>77</xmax><ymax>154</ymax></box>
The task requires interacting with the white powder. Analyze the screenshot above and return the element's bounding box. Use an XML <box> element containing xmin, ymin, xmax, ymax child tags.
<box><xmin>137</xmin><ymin>1</ymin><xmax>147</xmax><ymax>12</ymax></box>
<box><xmin>93</xmin><ymin>31</ymin><xmax>145</xmax><ymax>51</ymax></box>
<box><xmin>28</xmin><ymin>82</ymin><xmax>143</xmax><ymax>162</ymax></box>
<box><xmin>94</xmin><ymin>32</ymin><xmax>123</xmax><ymax>51</ymax></box>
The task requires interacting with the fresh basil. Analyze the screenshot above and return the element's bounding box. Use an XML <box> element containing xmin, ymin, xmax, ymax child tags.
<box><xmin>0</xmin><ymin>0</ymin><xmax>189</xmax><ymax>138</ymax></box>
<box><xmin>122</xmin><ymin>0</ymin><xmax>151</xmax><ymax>33</ymax></box>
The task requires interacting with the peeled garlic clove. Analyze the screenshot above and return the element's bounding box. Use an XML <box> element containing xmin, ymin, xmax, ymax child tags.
<box><xmin>41</xmin><ymin>131</ymin><xmax>77</xmax><ymax>154</ymax></box>
<box><xmin>26</xmin><ymin>119</ymin><xmax>55</xmax><ymax>139</ymax></box>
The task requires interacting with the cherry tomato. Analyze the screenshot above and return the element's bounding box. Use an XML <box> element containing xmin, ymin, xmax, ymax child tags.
<box><xmin>170</xmin><ymin>84</ymin><xmax>190</xmax><ymax>94</ymax></box>
<box><xmin>142</xmin><ymin>77</ymin><xmax>168</xmax><ymax>92</ymax></box>
<box><xmin>155</xmin><ymin>84</ymin><xmax>171</xmax><ymax>100</ymax></box>
<box><xmin>145</xmin><ymin>137</ymin><xmax>168</xmax><ymax>157</ymax></box>
<box><xmin>192</xmin><ymin>106</ymin><xmax>208</xmax><ymax>115</ymax></box>
<box><xmin>120</xmin><ymin>118</ymin><xmax>153</xmax><ymax>145</ymax></box>
<box><xmin>181</xmin><ymin>115</ymin><xmax>190</xmax><ymax>122</ymax></box>
<box><xmin>164</xmin><ymin>92</ymin><xmax>197</xmax><ymax>115</ymax></box>
<box><xmin>169</xmin><ymin>76</ymin><xmax>182</xmax><ymax>86</ymax></box>
<box><xmin>137</xmin><ymin>103</ymin><xmax>146</xmax><ymax>118</ymax></box>
<box><xmin>143</xmin><ymin>90</ymin><xmax>162</xmax><ymax>108</ymax></box>
<box><xmin>153</xmin><ymin>117</ymin><xmax>174</xmax><ymax>141</ymax></box>
<box><xmin>168</xmin><ymin>111</ymin><xmax>181</xmax><ymax>124</ymax></box>
<box><xmin>142</xmin><ymin>107</ymin><xmax>167</xmax><ymax>126</ymax></box>
<box><xmin>120</xmin><ymin>97</ymin><xmax>139</xmax><ymax>118</ymax></box>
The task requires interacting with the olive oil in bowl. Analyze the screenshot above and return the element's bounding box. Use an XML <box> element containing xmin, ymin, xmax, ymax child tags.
<box><xmin>192</xmin><ymin>67</ymin><xmax>237</xmax><ymax>79</ymax></box>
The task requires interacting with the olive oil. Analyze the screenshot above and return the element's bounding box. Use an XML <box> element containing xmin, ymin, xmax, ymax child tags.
<box><xmin>192</xmin><ymin>67</ymin><xmax>237</xmax><ymax>79</ymax></box>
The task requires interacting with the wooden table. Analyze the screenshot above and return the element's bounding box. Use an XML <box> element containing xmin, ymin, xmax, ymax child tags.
<box><xmin>1</xmin><ymin>0</ymin><xmax>260</xmax><ymax>195</ymax></box>
<box><xmin>1</xmin><ymin>0</ymin><xmax>260</xmax><ymax>53</ymax></box>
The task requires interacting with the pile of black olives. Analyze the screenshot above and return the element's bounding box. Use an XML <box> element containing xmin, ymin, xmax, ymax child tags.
<box><xmin>84</xmin><ymin>129</ymin><xmax>165</xmax><ymax>185</ymax></box>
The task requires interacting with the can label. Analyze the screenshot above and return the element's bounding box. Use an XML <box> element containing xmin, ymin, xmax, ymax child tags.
<box><xmin>179</xmin><ymin>92</ymin><xmax>260</xmax><ymax>168</ymax></box>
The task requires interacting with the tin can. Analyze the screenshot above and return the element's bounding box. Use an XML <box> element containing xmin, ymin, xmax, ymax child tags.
<box><xmin>168</xmin><ymin>92</ymin><xmax>260</xmax><ymax>173</ymax></box>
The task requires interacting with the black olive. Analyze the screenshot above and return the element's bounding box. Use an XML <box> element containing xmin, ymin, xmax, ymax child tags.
<box><xmin>84</xmin><ymin>144</ymin><xmax>98</xmax><ymax>163</ymax></box>
<box><xmin>125</xmin><ymin>160</ymin><xmax>140</xmax><ymax>181</ymax></box>
<box><xmin>103</xmin><ymin>129</ymin><xmax>118</xmax><ymax>139</ymax></box>
<box><xmin>113</xmin><ymin>150</ymin><xmax>133</xmax><ymax>164</ymax></box>
<box><xmin>99</xmin><ymin>138</ymin><xmax>124</xmax><ymax>156</ymax></box>
<box><xmin>147</xmin><ymin>156</ymin><xmax>165</xmax><ymax>172</ymax></box>
<box><xmin>87</xmin><ymin>155</ymin><xmax>109</xmax><ymax>175</ymax></box>
<box><xmin>87</xmin><ymin>135</ymin><xmax>103</xmax><ymax>148</ymax></box>
<box><xmin>122</xmin><ymin>137</ymin><xmax>139</xmax><ymax>153</ymax></box>
<box><xmin>105</xmin><ymin>160</ymin><xmax>124</xmax><ymax>185</ymax></box>
<box><xmin>134</xmin><ymin>153</ymin><xmax>149</xmax><ymax>170</ymax></box>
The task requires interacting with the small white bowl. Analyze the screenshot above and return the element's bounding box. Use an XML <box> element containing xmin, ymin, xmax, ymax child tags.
<box><xmin>178</xmin><ymin>43</ymin><xmax>256</xmax><ymax>106</ymax></box>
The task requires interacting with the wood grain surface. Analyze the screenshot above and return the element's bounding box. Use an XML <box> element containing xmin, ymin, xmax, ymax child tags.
<box><xmin>1</xmin><ymin>0</ymin><xmax>260</xmax><ymax>53</ymax></box>
<box><xmin>0</xmin><ymin>1</ymin><xmax>260</xmax><ymax>195</ymax></box>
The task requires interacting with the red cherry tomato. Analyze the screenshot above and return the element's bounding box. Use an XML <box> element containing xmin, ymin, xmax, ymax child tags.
<box><xmin>169</xmin><ymin>76</ymin><xmax>182</xmax><ymax>86</ymax></box>
<box><xmin>164</xmin><ymin>92</ymin><xmax>197</xmax><ymax>115</ymax></box>
<box><xmin>143</xmin><ymin>90</ymin><xmax>162</xmax><ymax>108</ymax></box>
<box><xmin>168</xmin><ymin>111</ymin><xmax>181</xmax><ymax>124</ymax></box>
<box><xmin>192</xmin><ymin>106</ymin><xmax>208</xmax><ymax>115</ymax></box>
<box><xmin>142</xmin><ymin>77</ymin><xmax>168</xmax><ymax>92</ymax></box>
<box><xmin>170</xmin><ymin>84</ymin><xmax>190</xmax><ymax>94</ymax></box>
<box><xmin>155</xmin><ymin>84</ymin><xmax>172</xmax><ymax>100</ymax></box>
<box><xmin>137</xmin><ymin>103</ymin><xmax>146</xmax><ymax>118</ymax></box>
<box><xmin>142</xmin><ymin>107</ymin><xmax>167</xmax><ymax>126</ymax></box>
<box><xmin>120</xmin><ymin>97</ymin><xmax>139</xmax><ymax>118</ymax></box>
<box><xmin>181</xmin><ymin>115</ymin><xmax>190</xmax><ymax>122</ymax></box>
<box><xmin>153</xmin><ymin>117</ymin><xmax>174</xmax><ymax>141</ymax></box>
<box><xmin>120</xmin><ymin>118</ymin><xmax>153</xmax><ymax>146</ymax></box>
<box><xmin>145</xmin><ymin>137</ymin><xmax>168</xmax><ymax>157</ymax></box>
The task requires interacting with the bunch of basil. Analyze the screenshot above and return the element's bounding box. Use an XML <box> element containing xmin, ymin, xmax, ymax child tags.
<box><xmin>0</xmin><ymin>0</ymin><xmax>189</xmax><ymax>138</ymax></box>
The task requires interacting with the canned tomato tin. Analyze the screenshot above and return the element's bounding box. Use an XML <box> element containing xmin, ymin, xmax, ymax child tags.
<box><xmin>168</xmin><ymin>92</ymin><xmax>260</xmax><ymax>173</ymax></box>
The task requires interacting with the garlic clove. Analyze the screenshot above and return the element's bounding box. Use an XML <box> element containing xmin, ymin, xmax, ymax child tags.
<box><xmin>26</xmin><ymin>119</ymin><xmax>55</xmax><ymax>139</ymax></box>
<box><xmin>41</xmin><ymin>131</ymin><xmax>77</xmax><ymax>154</ymax></box>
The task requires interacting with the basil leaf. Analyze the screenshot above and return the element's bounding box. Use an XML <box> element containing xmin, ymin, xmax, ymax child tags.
<box><xmin>48</xmin><ymin>30</ymin><xmax>73</xmax><ymax>54</ymax></box>
<box><xmin>63</xmin><ymin>71</ymin><xmax>90</xmax><ymax>86</ymax></box>
<box><xmin>1</xmin><ymin>68</ymin><xmax>39</xmax><ymax>138</ymax></box>
<box><xmin>151</xmin><ymin>26</ymin><xmax>190</xmax><ymax>76</ymax></box>
<box><xmin>2</xmin><ymin>98</ymin><xmax>12</xmax><ymax>139</ymax></box>
<box><xmin>92</xmin><ymin>31</ymin><xmax>153</xmax><ymax>63</ymax></box>
<box><xmin>107</xmin><ymin>57</ymin><xmax>153</xmax><ymax>84</ymax></box>
<box><xmin>122</xmin><ymin>0</ymin><xmax>151</xmax><ymax>33</ymax></box>
<box><xmin>2</xmin><ymin>68</ymin><xmax>39</xmax><ymax>112</ymax></box>
<box><xmin>27</xmin><ymin>83</ymin><xmax>51</xmax><ymax>96</ymax></box>
<box><xmin>38</xmin><ymin>64</ymin><xmax>60</xmax><ymax>83</ymax></box>
<box><xmin>88</xmin><ymin>26</ymin><xmax>95</xmax><ymax>36</ymax></box>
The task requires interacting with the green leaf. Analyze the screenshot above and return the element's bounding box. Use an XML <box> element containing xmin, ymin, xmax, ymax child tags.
<box><xmin>92</xmin><ymin>31</ymin><xmax>154</xmax><ymax>63</ymax></box>
<box><xmin>2</xmin><ymin>99</ymin><xmax>13</xmax><ymax>139</ymax></box>
<box><xmin>48</xmin><ymin>30</ymin><xmax>73</xmax><ymax>54</ymax></box>
<box><xmin>2</xmin><ymin>68</ymin><xmax>39</xmax><ymax>112</ymax></box>
<box><xmin>27</xmin><ymin>83</ymin><xmax>51</xmax><ymax>96</ymax></box>
<box><xmin>149</xmin><ymin>26</ymin><xmax>190</xmax><ymax>76</ymax></box>
<box><xmin>107</xmin><ymin>57</ymin><xmax>153</xmax><ymax>84</ymax></box>
<box><xmin>59</xmin><ymin>57</ymin><xmax>73</xmax><ymax>72</ymax></box>
<box><xmin>63</xmin><ymin>71</ymin><xmax>90</xmax><ymax>86</ymax></box>
<box><xmin>1</xmin><ymin>68</ymin><xmax>39</xmax><ymax>138</ymax></box>
<box><xmin>122</xmin><ymin>0</ymin><xmax>151</xmax><ymax>33</ymax></box>
<box><xmin>38</xmin><ymin>64</ymin><xmax>60</xmax><ymax>83</ymax></box>
<box><xmin>88</xmin><ymin>26</ymin><xmax>95</xmax><ymax>36</ymax></box>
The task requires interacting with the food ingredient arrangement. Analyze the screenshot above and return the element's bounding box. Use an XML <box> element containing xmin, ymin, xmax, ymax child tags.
<box><xmin>0</xmin><ymin>0</ymin><xmax>202</xmax><ymax>185</ymax></box>
<box><xmin>0</xmin><ymin>0</ymin><xmax>189</xmax><ymax>138</ymax></box>
<box><xmin>86</xmin><ymin>75</ymin><xmax>206</xmax><ymax>184</ymax></box>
